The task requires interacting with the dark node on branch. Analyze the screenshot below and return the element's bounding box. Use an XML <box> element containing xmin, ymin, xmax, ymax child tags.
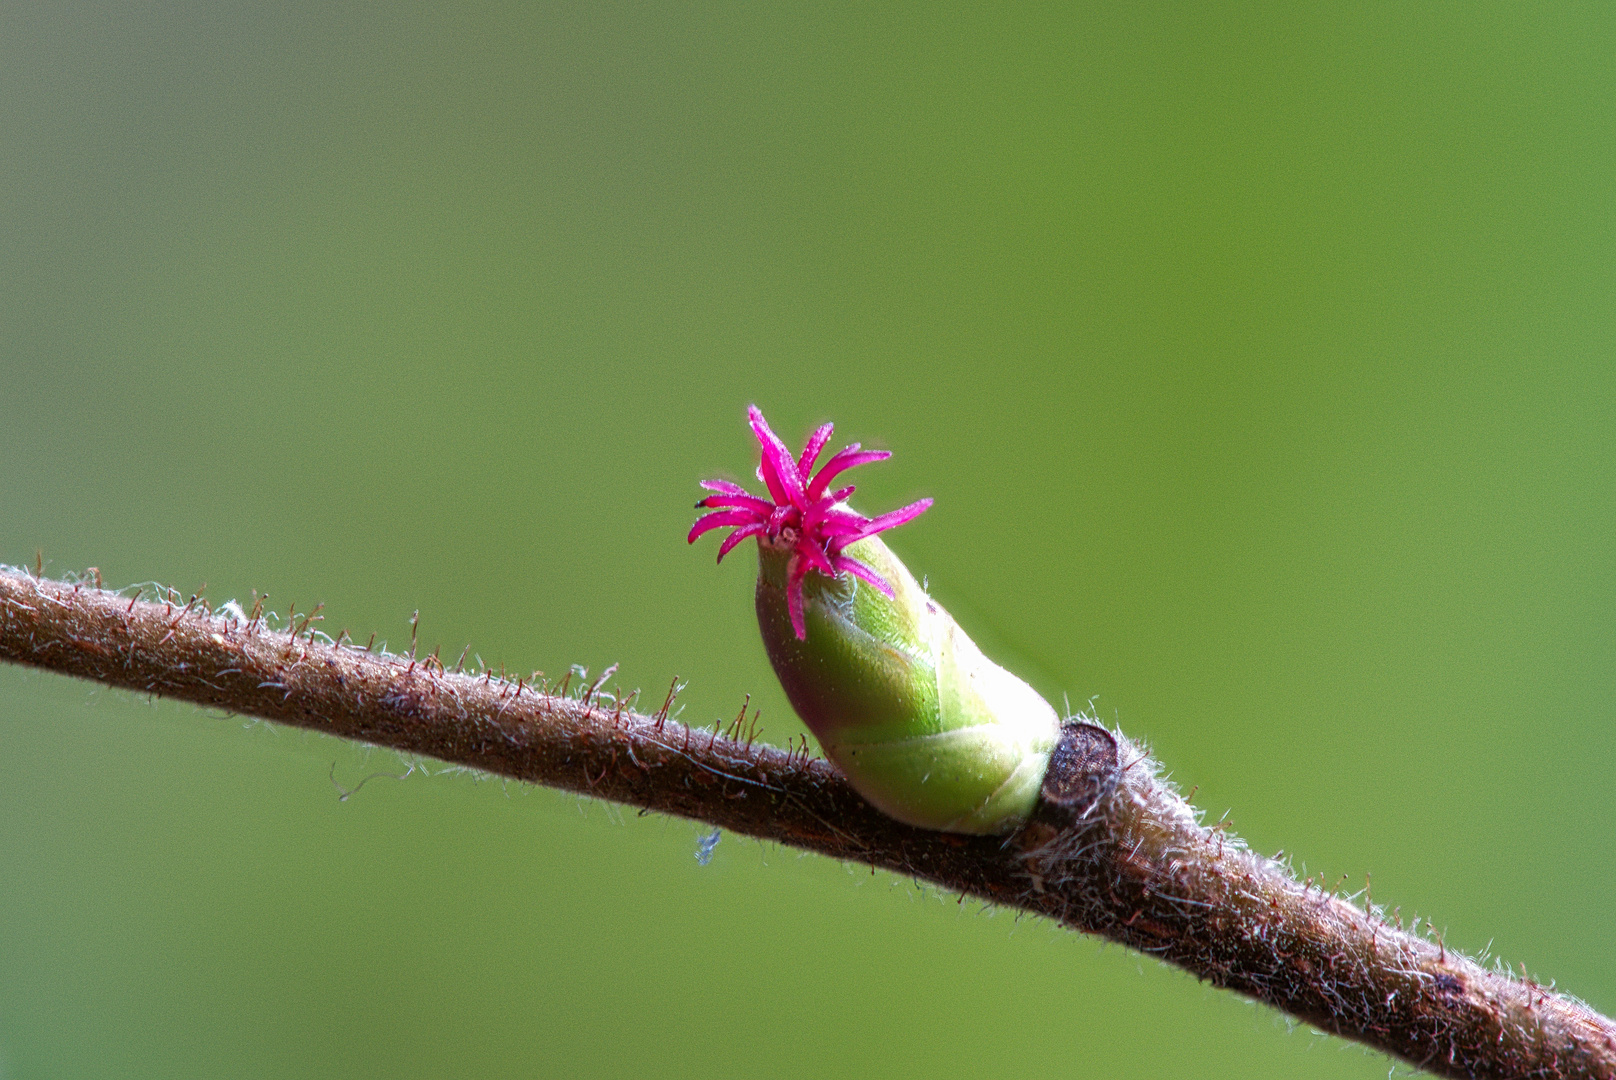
<box><xmin>1033</xmin><ymin>721</ymin><xmax>1118</xmax><ymax>826</ymax></box>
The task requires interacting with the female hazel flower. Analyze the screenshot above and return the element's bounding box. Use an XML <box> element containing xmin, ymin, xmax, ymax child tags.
<box><xmin>689</xmin><ymin>407</ymin><xmax>1060</xmax><ymax>835</ymax></box>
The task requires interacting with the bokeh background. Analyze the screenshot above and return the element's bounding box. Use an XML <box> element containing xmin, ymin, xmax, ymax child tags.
<box><xmin>3</xmin><ymin>4</ymin><xmax>1613</xmax><ymax>1077</ymax></box>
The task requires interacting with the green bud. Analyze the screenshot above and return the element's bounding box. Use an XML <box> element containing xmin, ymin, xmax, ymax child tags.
<box><xmin>756</xmin><ymin>537</ymin><xmax>1060</xmax><ymax>834</ymax></box>
<box><xmin>689</xmin><ymin>406</ymin><xmax>1060</xmax><ymax>834</ymax></box>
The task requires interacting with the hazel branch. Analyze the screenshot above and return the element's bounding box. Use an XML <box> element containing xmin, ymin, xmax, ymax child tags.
<box><xmin>1</xmin><ymin>564</ymin><xmax>1611</xmax><ymax>1079</ymax></box>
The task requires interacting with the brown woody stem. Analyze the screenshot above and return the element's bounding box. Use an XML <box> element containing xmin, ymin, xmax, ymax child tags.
<box><xmin>1</xmin><ymin>565</ymin><xmax>1611</xmax><ymax>1078</ymax></box>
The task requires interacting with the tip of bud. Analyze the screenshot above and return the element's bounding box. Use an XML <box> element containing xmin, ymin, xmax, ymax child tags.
<box><xmin>688</xmin><ymin>407</ymin><xmax>930</xmax><ymax>639</ymax></box>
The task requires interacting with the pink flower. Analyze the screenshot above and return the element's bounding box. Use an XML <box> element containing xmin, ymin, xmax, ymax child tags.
<box><xmin>688</xmin><ymin>406</ymin><xmax>932</xmax><ymax>640</ymax></box>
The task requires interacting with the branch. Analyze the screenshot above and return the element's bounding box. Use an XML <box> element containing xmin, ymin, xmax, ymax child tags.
<box><xmin>1</xmin><ymin>565</ymin><xmax>1611</xmax><ymax>1079</ymax></box>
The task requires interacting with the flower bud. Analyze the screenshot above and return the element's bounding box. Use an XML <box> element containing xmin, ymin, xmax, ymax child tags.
<box><xmin>690</xmin><ymin>406</ymin><xmax>1059</xmax><ymax>834</ymax></box>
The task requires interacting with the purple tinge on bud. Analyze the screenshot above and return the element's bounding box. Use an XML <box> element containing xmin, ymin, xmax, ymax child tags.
<box><xmin>688</xmin><ymin>405</ymin><xmax>932</xmax><ymax>639</ymax></box>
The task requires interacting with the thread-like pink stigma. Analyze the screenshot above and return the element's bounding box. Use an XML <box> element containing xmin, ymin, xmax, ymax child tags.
<box><xmin>689</xmin><ymin>406</ymin><xmax>931</xmax><ymax>639</ymax></box>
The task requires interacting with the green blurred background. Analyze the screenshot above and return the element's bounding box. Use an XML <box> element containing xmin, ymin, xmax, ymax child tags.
<box><xmin>2</xmin><ymin>3</ymin><xmax>1613</xmax><ymax>1077</ymax></box>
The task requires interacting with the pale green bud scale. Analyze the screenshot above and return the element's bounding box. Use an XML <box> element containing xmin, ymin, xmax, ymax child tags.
<box><xmin>758</xmin><ymin>537</ymin><xmax>1060</xmax><ymax>834</ymax></box>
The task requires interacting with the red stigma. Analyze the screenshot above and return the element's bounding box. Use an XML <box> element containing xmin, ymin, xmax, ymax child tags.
<box><xmin>688</xmin><ymin>406</ymin><xmax>931</xmax><ymax>639</ymax></box>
